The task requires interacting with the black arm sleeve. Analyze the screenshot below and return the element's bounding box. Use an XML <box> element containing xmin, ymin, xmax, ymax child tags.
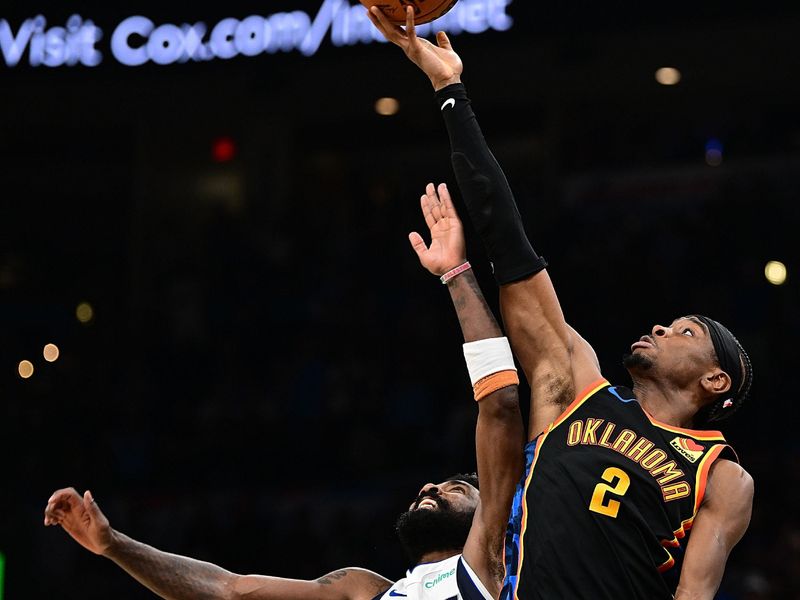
<box><xmin>434</xmin><ymin>83</ymin><xmax>547</xmax><ymax>285</ymax></box>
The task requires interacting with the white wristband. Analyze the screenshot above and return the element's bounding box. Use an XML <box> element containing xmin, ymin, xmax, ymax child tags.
<box><xmin>463</xmin><ymin>337</ymin><xmax>517</xmax><ymax>385</ymax></box>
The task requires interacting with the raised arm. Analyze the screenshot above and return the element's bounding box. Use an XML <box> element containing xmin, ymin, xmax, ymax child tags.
<box><xmin>44</xmin><ymin>488</ymin><xmax>391</xmax><ymax>600</ymax></box>
<box><xmin>674</xmin><ymin>460</ymin><xmax>754</xmax><ymax>600</ymax></box>
<box><xmin>409</xmin><ymin>183</ymin><xmax>524</xmax><ymax>597</ymax></box>
<box><xmin>369</xmin><ymin>7</ymin><xmax>602</xmax><ymax>437</ymax></box>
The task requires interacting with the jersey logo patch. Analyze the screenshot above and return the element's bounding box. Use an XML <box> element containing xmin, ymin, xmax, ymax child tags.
<box><xmin>670</xmin><ymin>437</ymin><xmax>705</xmax><ymax>463</ymax></box>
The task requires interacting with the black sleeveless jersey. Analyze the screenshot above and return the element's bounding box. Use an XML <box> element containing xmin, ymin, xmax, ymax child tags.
<box><xmin>502</xmin><ymin>380</ymin><xmax>737</xmax><ymax>600</ymax></box>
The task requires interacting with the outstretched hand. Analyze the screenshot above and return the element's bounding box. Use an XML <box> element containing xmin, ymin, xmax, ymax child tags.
<box><xmin>44</xmin><ymin>487</ymin><xmax>114</xmax><ymax>555</ymax></box>
<box><xmin>410</xmin><ymin>183</ymin><xmax>466</xmax><ymax>276</ymax></box>
<box><xmin>367</xmin><ymin>6</ymin><xmax>463</xmax><ymax>90</ymax></box>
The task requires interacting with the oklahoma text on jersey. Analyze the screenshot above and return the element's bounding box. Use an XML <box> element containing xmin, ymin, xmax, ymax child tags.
<box><xmin>566</xmin><ymin>418</ymin><xmax>691</xmax><ymax>502</ymax></box>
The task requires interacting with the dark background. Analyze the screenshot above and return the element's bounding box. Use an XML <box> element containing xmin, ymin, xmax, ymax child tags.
<box><xmin>2</xmin><ymin>1</ymin><xmax>799</xmax><ymax>598</ymax></box>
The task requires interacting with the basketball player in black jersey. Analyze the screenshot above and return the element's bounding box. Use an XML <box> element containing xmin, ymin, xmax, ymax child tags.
<box><xmin>44</xmin><ymin>185</ymin><xmax>525</xmax><ymax>600</ymax></box>
<box><xmin>369</xmin><ymin>7</ymin><xmax>754</xmax><ymax>599</ymax></box>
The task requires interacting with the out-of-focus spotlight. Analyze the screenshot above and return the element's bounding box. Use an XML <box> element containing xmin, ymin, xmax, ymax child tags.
<box><xmin>18</xmin><ymin>360</ymin><xmax>34</xmax><ymax>379</ymax></box>
<box><xmin>375</xmin><ymin>97</ymin><xmax>400</xmax><ymax>116</ymax></box>
<box><xmin>76</xmin><ymin>301</ymin><xmax>94</xmax><ymax>324</ymax></box>
<box><xmin>655</xmin><ymin>67</ymin><xmax>681</xmax><ymax>86</ymax></box>
<box><xmin>212</xmin><ymin>136</ymin><xmax>237</xmax><ymax>163</ymax></box>
<box><xmin>705</xmin><ymin>138</ymin><xmax>724</xmax><ymax>167</ymax></box>
<box><xmin>43</xmin><ymin>343</ymin><xmax>60</xmax><ymax>363</ymax></box>
<box><xmin>765</xmin><ymin>261</ymin><xmax>788</xmax><ymax>286</ymax></box>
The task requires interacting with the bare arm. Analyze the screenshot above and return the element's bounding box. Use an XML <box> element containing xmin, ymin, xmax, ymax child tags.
<box><xmin>446</xmin><ymin>268</ymin><xmax>524</xmax><ymax>597</ymax></box>
<box><xmin>500</xmin><ymin>282</ymin><xmax>602</xmax><ymax>437</ymax></box>
<box><xmin>673</xmin><ymin>460</ymin><xmax>754</xmax><ymax>600</ymax></box>
<box><xmin>44</xmin><ymin>488</ymin><xmax>391</xmax><ymax>600</ymax></box>
<box><xmin>370</xmin><ymin>7</ymin><xmax>602</xmax><ymax>438</ymax></box>
<box><xmin>410</xmin><ymin>184</ymin><xmax>524</xmax><ymax>597</ymax></box>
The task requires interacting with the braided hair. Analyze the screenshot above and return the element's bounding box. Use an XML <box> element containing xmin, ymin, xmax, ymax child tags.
<box><xmin>694</xmin><ymin>316</ymin><xmax>753</xmax><ymax>425</ymax></box>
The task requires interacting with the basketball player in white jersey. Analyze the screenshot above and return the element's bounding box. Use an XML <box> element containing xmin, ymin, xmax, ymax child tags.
<box><xmin>44</xmin><ymin>183</ymin><xmax>525</xmax><ymax>600</ymax></box>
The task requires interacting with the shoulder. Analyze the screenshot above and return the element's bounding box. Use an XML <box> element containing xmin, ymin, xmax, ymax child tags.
<box><xmin>705</xmin><ymin>459</ymin><xmax>754</xmax><ymax>509</ymax></box>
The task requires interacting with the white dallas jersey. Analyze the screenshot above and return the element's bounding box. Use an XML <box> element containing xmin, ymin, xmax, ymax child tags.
<box><xmin>372</xmin><ymin>555</ymin><xmax>493</xmax><ymax>600</ymax></box>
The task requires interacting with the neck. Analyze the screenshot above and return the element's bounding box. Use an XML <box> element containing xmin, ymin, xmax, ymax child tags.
<box><xmin>417</xmin><ymin>548</ymin><xmax>461</xmax><ymax>565</ymax></box>
<box><xmin>631</xmin><ymin>379</ymin><xmax>698</xmax><ymax>429</ymax></box>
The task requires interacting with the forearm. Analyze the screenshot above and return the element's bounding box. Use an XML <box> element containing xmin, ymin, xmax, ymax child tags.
<box><xmin>447</xmin><ymin>269</ymin><xmax>502</xmax><ymax>342</ymax></box>
<box><xmin>673</xmin><ymin>563</ymin><xmax>724</xmax><ymax>600</ymax></box>
<box><xmin>435</xmin><ymin>83</ymin><xmax>510</xmax><ymax>198</ymax></box>
<box><xmin>674</xmin><ymin>461</ymin><xmax>754</xmax><ymax>600</ymax></box>
<box><xmin>104</xmin><ymin>529</ymin><xmax>235</xmax><ymax>600</ymax></box>
<box><xmin>434</xmin><ymin>84</ymin><xmax>545</xmax><ymax>285</ymax></box>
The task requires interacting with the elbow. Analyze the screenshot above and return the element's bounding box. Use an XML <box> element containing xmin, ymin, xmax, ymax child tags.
<box><xmin>481</xmin><ymin>385</ymin><xmax>521</xmax><ymax>419</ymax></box>
<box><xmin>223</xmin><ymin>574</ymin><xmax>244</xmax><ymax>600</ymax></box>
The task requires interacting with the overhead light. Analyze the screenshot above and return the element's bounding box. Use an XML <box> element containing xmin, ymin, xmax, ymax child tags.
<box><xmin>18</xmin><ymin>360</ymin><xmax>34</xmax><ymax>379</ymax></box>
<box><xmin>375</xmin><ymin>97</ymin><xmax>400</xmax><ymax>116</ymax></box>
<box><xmin>764</xmin><ymin>261</ymin><xmax>788</xmax><ymax>286</ymax></box>
<box><xmin>655</xmin><ymin>67</ymin><xmax>681</xmax><ymax>86</ymax></box>
<box><xmin>76</xmin><ymin>302</ymin><xmax>94</xmax><ymax>324</ymax></box>
<box><xmin>43</xmin><ymin>343</ymin><xmax>60</xmax><ymax>362</ymax></box>
<box><xmin>705</xmin><ymin>138</ymin><xmax>723</xmax><ymax>167</ymax></box>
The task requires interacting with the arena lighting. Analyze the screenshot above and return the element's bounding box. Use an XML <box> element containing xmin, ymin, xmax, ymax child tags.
<box><xmin>764</xmin><ymin>261</ymin><xmax>788</xmax><ymax>286</ymax></box>
<box><xmin>212</xmin><ymin>136</ymin><xmax>237</xmax><ymax>163</ymax></box>
<box><xmin>705</xmin><ymin>138</ymin><xmax>723</xmax><ymax>167</ymax></box>
<box><xmin>655</xmin><ymin>67</ymin><xmax>681</xmax><ymax>86</ymax></box>
<box><xmin>18</xmin><ymin>360</ymin><xmax>34</xmax><ymax>379</ymax></box>
<box><xmin>76</xmin><ymin>301</ymin><xmax>94</xmax><ymax>324</ymax></box>
<box><xmin>375</xmin><ymin>97</ymin><xmax>400</xmax><ymax>116</ymax></box>
<box><xmin>43</xmin><ymin>343</ymin><xmax>60</xmax><ymax>362</ymax></box>
<box><xmin>0</xmin><ymin>0</ymin><xmax>514</xmax><ymax>68</ymax></box>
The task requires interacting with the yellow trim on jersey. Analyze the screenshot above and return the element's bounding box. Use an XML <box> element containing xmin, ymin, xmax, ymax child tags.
<box><xmin>661</xmin><ymin>515</ymin><xmax>696</xmax><ymax>548</ymax></box>
<box><xmin>513</xmin><ymin>381</ymin><xmax>609</xmax><ymax>598</ymax></box>
<box><xmin>693</xmin><ymin>444</ymin><xmax>727</xmax><ymax>513</ymax></box>
<box><xmin>657</xmin><ymin>444</ymin><xmax>730</xmax><ymax>574</ymax></box>
<box><xmin>657</xmin><ymin>553</ymin><xmax>676</xmax><ymax>573</ymax></box>
<box><xmin>643</xmin><ymin>413</ymin><xmax>726</xmax><ymax>442</ymax></box>
<box><xmin>550</xmin><ymin>379</ymin><xmax>610</xmax><ymax>430</ymax></box>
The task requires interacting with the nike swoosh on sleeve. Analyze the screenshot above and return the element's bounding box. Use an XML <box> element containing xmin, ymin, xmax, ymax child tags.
<box><xmin>441</xmin><ymin>98</ymin><xmax>456</xmax><ymax>111</ymax></box>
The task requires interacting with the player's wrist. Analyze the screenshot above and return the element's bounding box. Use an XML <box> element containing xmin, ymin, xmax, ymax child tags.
<box><xmin>440</xmin><ymin>260</ymin><xmax>471</xmax><ymax>284</ymax></box>
<box><xmin>463</xmin><ymin>337</ymin><xmax>519</xmax><ymax>401</ymax></box>
<box><xmin>101</xmin><ymin>528</ymin><xmax>123</xmax><ymax>558</ymax></box>
<box><xmin>431</xmin><ymin>74</ymin><xmax>462</xmax><ymax>91</ymax></box>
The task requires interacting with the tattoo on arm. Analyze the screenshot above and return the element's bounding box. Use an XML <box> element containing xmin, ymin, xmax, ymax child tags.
<box><xmin>317</xmin><ymin>570</ymin><xmax>349</xmax><ymax>586</ymax></box>
<box><xmin>448</xmin><ymin>271</ymin><xmax>502</xmax><ymax>341</ymax></box>
<box><xmin>106</xmin><ymin>531</ymin><xmax>235</xmax><ymax>600</ymax></box>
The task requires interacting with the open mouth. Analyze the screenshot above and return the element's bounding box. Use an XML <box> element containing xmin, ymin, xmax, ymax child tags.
<box><xmin>416</xmin><ymin>498</ymin><xmax>439</xmax><ymax>510</ymax></box>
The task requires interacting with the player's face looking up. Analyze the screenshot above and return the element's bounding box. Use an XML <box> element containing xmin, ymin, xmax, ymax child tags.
<box><xmin>624</xmin><ymin>316</ymin><xmax>735</xmax><ymax>403</ymax></box>
<box><xmin>395</xmin><ymin>480</ymin><xmax>478</xmax><ymax>564</ymax></box>
<box><xmin>408</xmin><ymin>480</ymin><xmax>479</xmax><ymax>513</ymax></box>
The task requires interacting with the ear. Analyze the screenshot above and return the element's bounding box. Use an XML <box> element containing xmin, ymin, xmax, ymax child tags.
<box><xmin>700</xmin><ymin>368</ymin><xmax>732</xmax><ymax>396</ymax></box>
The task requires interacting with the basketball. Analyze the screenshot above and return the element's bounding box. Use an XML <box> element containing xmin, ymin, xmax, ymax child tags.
<box><xmin>360</xmin><ymin>0</ymin><xmax>459</xmax><ymax>25</ymax></box>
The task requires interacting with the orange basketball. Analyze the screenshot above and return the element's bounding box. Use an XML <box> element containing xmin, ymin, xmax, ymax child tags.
<box><xmin>361</xmin><ymin>0</ymin><xmax>459</xmax><ymax>25</ymax></box>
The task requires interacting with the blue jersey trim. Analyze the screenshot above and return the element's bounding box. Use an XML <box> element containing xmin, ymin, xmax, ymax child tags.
<box><xmin>608</xmin><ymin>386</ymin><xmax>638</xmax><ymax>403</ymax></box>
<box><xmin>501</xmin><ymin>437</ymin><xmax>540</xmax><ymax>599</ymax></box>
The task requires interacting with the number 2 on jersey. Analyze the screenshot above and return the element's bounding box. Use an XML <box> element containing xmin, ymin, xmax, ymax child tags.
<box><xmin>589</xmin><ymin>467</ymin><xmax>630</xmax><ymax>518</ymax></box>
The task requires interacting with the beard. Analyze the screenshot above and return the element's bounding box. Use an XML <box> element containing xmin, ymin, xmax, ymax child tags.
<box><xmin>395</xmin><ymin>496</ymin><xmax>475</xmax><ymax>565</ymax></box>
<box><xmin>623</xmin><ymin>351</ymin><xmax>654</xmax><ymax>371</ymax></box>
